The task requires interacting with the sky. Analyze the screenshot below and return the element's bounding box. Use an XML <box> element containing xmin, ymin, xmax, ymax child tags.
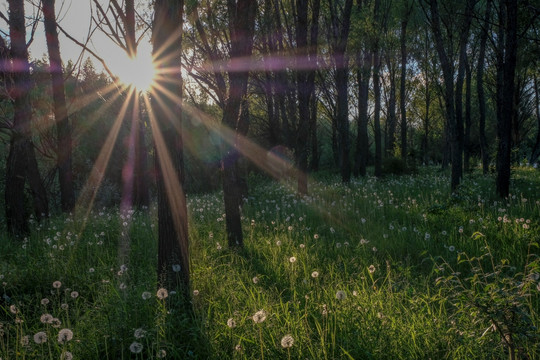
<box><xmin>0</xmin><ymin>0</ymin><xmax>153</xmax><ymax>78</ymax></box>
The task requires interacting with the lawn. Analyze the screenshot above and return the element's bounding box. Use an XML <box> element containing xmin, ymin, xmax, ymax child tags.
<box><xmin>1</xmin><ymin>167</ymin><xmax>539</xmax><ymax>359</ymax></box>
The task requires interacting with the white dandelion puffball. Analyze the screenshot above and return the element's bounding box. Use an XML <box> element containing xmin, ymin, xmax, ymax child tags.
<box><xmin>57</xmin><ymin>328</ymin><xmax>73</xmax><ymax>344</ymax></box>
<box><xmin>70</xmin><ymin>291</ymin><xmax>79</xmax><ymax>299</ymax></box>
<box><xmin>336</xmin><ymin>290</ymin><xmax>347</xmax><ymax>300</ymax></box>
<box><xmin>134</xmin><ymin>328</ymin><xmax>146</xmax><ymax>339</ymax></box>
<box><xmin>53</xmin><ymin>281</ymin><xmax>62</xmax><ymax>289</ymax></box>
<box><xmin>252</xmin><ymin>310</ymin><xmax>267</xmax><ymax>323</ymax></box>
<box><xmin>289</xmin><ymin>256</ymin><xmax>297</xmax><ymax>263</ymax></box>
<box><xmin>281</xmin><ymin>334</ymin><xmax>294</xmax><ymax>348</ymax></box>
<box><xmin>141</xmin><ymin>291</ymin><xmax>151</xmax><ymax>300</ymax></box>
<box><xmin>40</xmin><ymin>313</ymin><xmax>53</xmax><ymax>324</ymax></box>
<box><xmin>311</xmin><ymin>271</ymin><xmax>319</xmax><ymax>278</ymax></box>
<box><xmin>368</xmin><ymin>265</ymin><xmax>376</xmax><ymax>274</ymax></box>
<box><xmin>227</xmin><ymin>318</ymin><xmax>237</xmax><ymax>328</ymax></box>
<box><xmin>156</xmin><ymin>288</ymin><xmax>168</xmax><ymax>300</ymax></box>
<box><xmin>172</xmin><ymin>264</ymin><xmax>181</xmax><ymax>272</ymax></box>
<box><xmin>129</xmin><ymin>341</ymin><xmax>143</xmax><ymax>354</ymax></box>
<box><xmin>33</xmin><ymin>331</ymin><xmax>47</xmax><ymax>344</ymax></box>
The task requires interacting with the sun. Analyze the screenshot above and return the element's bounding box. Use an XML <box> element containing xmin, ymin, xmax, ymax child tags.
<box><xmin>112</xmin><ymin>52</ymin><xmax>156</xmax><ymax>92</ymax></box>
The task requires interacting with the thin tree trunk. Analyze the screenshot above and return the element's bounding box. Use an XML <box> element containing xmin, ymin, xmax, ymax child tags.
<box><xmin>496</xmin><ymin>0</ymin><xmax>518</xmax><ymax>198</ymax></box>
<box><xmin>296</xmin><ymin>0</ymin><xmax>309</xmax><ymax>195</ymax></box>
<box><xmin>400</xmin><ymin>7</ymin><xmax>411</xmax><ymax>162</ymax></box>
<box><xmin>221</xmin><ymin>0</ymin><xmax>257</xmax><ymax>249</ymax></box>
<box><xmin>464</xmin><ymin>55</ymin><xmax>472</xmax><ymax>173</ymax></box>
<box><xmin>477</xmin><ymin>0</ymin><xmax>491</xmax><ymax>174</ymax></box>
<box><xmin>386</xmin><ymin>60</ymin><xmax>397</xmax><ymax>157</ymax></box>
<box><xmin>43</xmin><ymin>0</ymin><xmax>75</xmax><ymax>212</ymax></box>
<box><xmin>354</xmin><ymin>49</ymin><xmax>371</xmax><ymax>177</ymax></box>
<box><xmin>529</xmin><ymin>76</ymin><xmax>540</xmax><ymax>164</ymax></box>
<box><xmin>152</xmin><ymin>0</ymin><xmax>189</xmax><ymax>293</ymax></box>
<box><xmin>373</xmin><ymin>47</ymin><xmax>382</xmax><ymax>177</ymax></box>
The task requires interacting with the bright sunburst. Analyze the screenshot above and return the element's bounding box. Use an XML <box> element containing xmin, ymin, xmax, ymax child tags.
<box><xmin>112</xmin><ymin>52</ymin><xmax>156</xmax><ymax>92</ymax></box>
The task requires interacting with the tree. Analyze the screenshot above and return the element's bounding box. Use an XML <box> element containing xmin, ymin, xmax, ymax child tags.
<box><xmin>5</xmin><ymin>0</ymin><xmax>49</xmax><ymax>236</ymax></box>
<box><xmin>495</xmin><ymin>0</ymin><xmax>518</xmax><ymax>198</ymax></box>
<box><xmin>476</xmin><ymin>0</ymin><xmax>491</xmax><ymax>174</ymax></box>
<box><xmin>152</xmin><ymin>0</ymin><xmax>189</xmax><ymax>292</ymax></box>
<box><xmin>43</xmin><ymin>0</ymin><xmax>75</xmax><ymax>213</ymax></box>
<box><xmin>427</xmin><ymin>0</ymin><xmax>474</xmax><ymax>191</ymax></box>
<box><xmin>220</xmin><ymin>0</ymin><xmax>257</xmax><ymax>248</ymax></box>
<box><xmin>399</xmin><ymin>0</ymin><xmax>414</xmax><ymax>162</ymax></box>
<box><xmin>328</xmin><ymin>0</ymin><xmax>354</xmax><ymax>183</ymax></box>
<box><xmin>295</xmin><ymin>0</ymin><xmax>320</xmax><ymax>195</ymax></box>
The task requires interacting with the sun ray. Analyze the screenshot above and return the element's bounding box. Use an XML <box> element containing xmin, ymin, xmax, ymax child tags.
<box><xmin>74</xmin><ymin>86</ymin><xmax>137</xmax><ymax>234</ymax></box>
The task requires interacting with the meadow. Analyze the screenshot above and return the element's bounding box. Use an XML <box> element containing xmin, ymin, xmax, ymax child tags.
<box><xmin>0</xmin><ymin>167</ymin><xmax>539</xmax><ymax>359</ymax></box>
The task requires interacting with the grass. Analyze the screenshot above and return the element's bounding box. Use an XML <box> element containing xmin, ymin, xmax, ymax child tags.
<box><xmin>1</xmin><ymin>166</ymin><xmax>539</xmax><ymax>359</ymax></box>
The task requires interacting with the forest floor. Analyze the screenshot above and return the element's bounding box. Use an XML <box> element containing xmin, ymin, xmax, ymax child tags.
<box><xmin>1</xmin><ymin>166</ymin><xmax>539</xmax><ymax>359</ymax></box>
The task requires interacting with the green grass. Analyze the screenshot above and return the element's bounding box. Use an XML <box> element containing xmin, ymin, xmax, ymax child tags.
<box><xmin>1</xmin><ymin>167</ymin><xmax>539</xmax><ymax>359</ymax></box>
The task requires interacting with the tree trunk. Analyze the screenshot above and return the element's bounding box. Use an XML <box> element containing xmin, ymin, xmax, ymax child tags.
<box><xmin>477</xmin><ymin>0</ymin><xmax>491</xmax><ymax>174</ymax></box>
<box><xmin>354</xmin><ymin>49</ymin><xmax>371</xmax><ymax>177</ymax></box>
<box><xmin>496</xmin><ymin>0</ymin><xmax>518</xmax><ymax>198</ymax></box>
<box><xmin>329</xmin><ymin>0</ymin><xmax>353</xmax><ymax>183</ymax></box>
<box><xmin>43</xmin><ymin>0</ymin><xmax>75</xmax><ymax>213</ymax></box>
<box><xmin>464</xmin><ymin>55</ymin><xmax>472</xmax><ymax>173</ymax></box>
<box><xmin>400</xmin><ymin>14</ymin><xmax>409</xmax><ymax>162</ymax></box>
<box><xmin>373</xmin><ymin>46</ymin><xmax>383</xmax><ymax>177</ymax></box>
<box><xmin>529</xmin><ymin>76</ymin><xmax>540</xmax><ymax>165</ymax></box>
<box><xmin>386</xmin><ymin>60</ymin><xmax>397</xmax><ymax>157</ymax></box>
<box><xmin>221</xmin><ymin>0</ymin><xmax>257</xmax><ymax>249</ymax></box>
<box><xmin>295</xmin><ymin>0</ymin><xmax>309</xmax><ymax>195</ymax></box>
<box><xmin>152</xmin><ymin>0</ymin><xmax>189</xmax><ymax>293</ymax></box>
<box><xmin>5</xmin><ymin>0</ymin><xmax>49</xmax><ymax>236</ymax></box>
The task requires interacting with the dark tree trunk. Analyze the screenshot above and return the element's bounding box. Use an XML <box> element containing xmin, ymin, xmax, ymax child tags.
<box><xmin>134</xmin><ymin>104</ymin><xmax>150</xmax><ymax>208</ymax></box>
<box><xmin>5</xmin><ymin>0</ymin><xmax>49</xmax><ymax>236</ymax></box>
<box><xmin>429</xmin><ymin>0</ymin><xmax>473</xmax><ymax>191</ymax></box>
<box><xmin>308</xmin><ymin>0</ymin><xmax>320</xmax><ymax>172</ymax></box>
<box><xmin>329</xmin><ymin>0</ymin><xmax>353</xmax><ymax>183</ymax></box>
<box><xmin>354</xmin><ymin>49</ymin><xmax>371</xmax><ymax>177</ymax></box>
<box><xmin>386</xmin><ymin>60</ymin><xmax>397</xmax><ymax>157</ymax></box>
<box><xmin>373</xmin><ymin>47</ymin><xmax>383</xmax><ymax>177</ymax></box>
<box><xmin>496</xmin><ymin>0</ymin><xmax>518</xmax><ymax>198</ymax></box>
<box><xmin>464</xmin><ymin>55</ymin><xmax>472</xmax><ymax>173</ymax></box>
<box><xmin>152</xmin><ymin>0</ymin><xmax>189</xmax><ymax>293</ymax></box>
<box><xmin>400</xmin><ymin>5</ymin><xmax>412</xmax><ymax>162</ymax></box>
<box><xmin>295</xmin><ymin>0</ymin><xmax>309</xmax><ymax>195</ymax></box>
<box><xmin>221</xmin><ymin>0</ymin><xmax>257</xmax><ymax>249</ymax></box>
<box><xmin>477</xmin><ymin>0</ymin><xmax>491</xmax><ymax>174</ymax></box>
<box><xmin>530</xmin><ymin>76</ymin><xmax>540</xmax><ymax>165</ymax></box>
<box><xmin>43</xmin><ymin>0</ymin><xmax>75</xmax><ymax>213</ymax></box>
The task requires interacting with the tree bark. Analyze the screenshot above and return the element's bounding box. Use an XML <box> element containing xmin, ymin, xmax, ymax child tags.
<box><xmin>529</xmin><ymin>76</ymin><xmax>540</xmax><ymax>165</ymax></box>
<box><xmin>221</xmin><ymin>0</ymin><xmax>257</xmax><ymax>248</ymax></box>
<box><xmin>152</xmin><ymin>0</ymin><xmax>189</xmax><ymax>293</ymax></box>
<box><xmin>477</xmin><ymin>0</ymin><xmax>491</xmax><ymax>174</ymax></box>
<box><xmin>496</xmin><ymin>0</ymin><xmax>518</xmax><ymax>198</ymax></box>
<box><xmin>354</xmin><ymin>49</ymin><xmax>371</xmax><ymax>177</ymax></box>
<box><xmin>5</xmin><ymin>0</ymin><xmax>49</xmax><ymax>236</ymax></box>
<box><xmin>329</xmin><ymin>0</ymin><xmax>353</xmax><ymax>183</ymax></box>
<box><xmin>43</xmin><ymin>0</ymin><xmax>75</xmax><ymax>213</ymax></box>
<box><xmin>464</xmin><ymin>55</ymin><xmax>472</xmax><ymax>173</ymax></box>
<box><xmin>400</xmin><ymin>3</ymin><xmax>412</xmax><ymax>162</ymax></box>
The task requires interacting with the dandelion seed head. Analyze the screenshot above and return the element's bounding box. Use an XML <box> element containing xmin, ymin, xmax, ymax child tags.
<box><xmin>33</xmin><ymin>331</ymin><xmax>47</xmax><ymax>344</ymax></box>
<box><xmin>336</xmin><ymin>290</ymin><xmax>347</xmax><ymax>300</ymax></box>
<box><xmin>40</xmin><ymin>313</ymin><xmax>53</xmax><ymax>324</ymax></box>
<box><xmin>172</xmin><ymin>264</ymin><xmax>181</xmax><ymax>272</ymax></box>
<box><xmin>142</xmin><ymin>291</ymin><xmax>151</xmax><ymax>300</ymax></box>
<box><xmin>281</xmin><ymin>334</ymin><xmax>294</xmax><ymax>348</ymax></box>
<box><xmin>289</xmin><ymin>256</ymin><xmax>297</xmax><ymax>263</ymax></box>
<box><xmin>41</xmin><ymin>298</ymin><xmax>50</xmax><ymax>306</ymax></box>
<box><xmin>252</xmin><ymin>309</ymin><xmax>267</xmax><ymax>323</ymax></box>
<box><xmin>156</xmin><ymin>288</ymin><xmax>168</xmax><ymax>300</ymax></box>
<box><xmin>311</xmin><ymin>271</ymin><xmax>319</xmax><ymax>278</ymax></box>
<box><xmin>227</xmin><ymin>318</ymin><xmax>236</xmax><ymax>328</ymax></box>
<box><xmin>134</xmin><ymin>328</ymin><xmax>146</xmax><ymax>339</ymax></box>
<box><xmin>368</xmin><ymin>265</ymin><xmax>376</xmax><ymax>274</ymax></box>
<box><xmin>129</xmin><ymin>341</ymin><xmax>143</xmax><ymax>354</ymax></box>
<box><xmin>57</xmin><ymin>328</ymin><xmax>73</xmax><ymax>344</ymax></box>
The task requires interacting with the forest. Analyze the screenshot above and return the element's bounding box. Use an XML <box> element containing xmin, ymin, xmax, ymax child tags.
<box><xmin>0</xmin><ymin>0</ymin><xmax>539</xmax><ymax>359</ymax></box>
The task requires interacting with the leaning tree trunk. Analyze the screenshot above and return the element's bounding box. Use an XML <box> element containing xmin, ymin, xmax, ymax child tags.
<box><xmin>43</xmin><ymin>0</ymin><xmax>75</xmax><ymax>213</ymax></box>
<box><xmin>5</xmin><ymin>0</ymin><xmax>49</xmax><ymax>236</ymax></box>
<box><xmin>152</xmin><ymin>0</ymin><xmax>190</xmax><ymax>293</ymax></box>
